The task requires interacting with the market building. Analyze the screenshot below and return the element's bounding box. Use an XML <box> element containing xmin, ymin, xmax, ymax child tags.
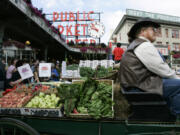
<box><xmin>110</xmin><ymin>9</ymin><xmax>180</xmax><ymax>66</ymax></box>
<box><xmin>0</xmin><ymin>0</ymin><xmax>108</xmax><ymax>64</ymax></box>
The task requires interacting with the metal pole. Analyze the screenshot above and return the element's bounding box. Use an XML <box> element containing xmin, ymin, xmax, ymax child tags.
<box><xmin>99</xmin><ymin>13</ymin><xmax>101</xmax><ymax>44</ymax></box>
<box><xmin>5</xmin><ymin>51</ymin><xmax>7</xmax><ymax>66</ymax></box>
<box><xmin>44</xmin><ymin>45</ymin><xmax>48</xmax><ymax>61</ymax></box>
<box><xmin>0</xmin><ymin>25</ymin><xmax>5</xmax><ymax>61</ymax></box>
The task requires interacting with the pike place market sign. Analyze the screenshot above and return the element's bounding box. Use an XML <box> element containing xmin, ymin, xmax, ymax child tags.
<box><xmin>126</xmin><ymin>9</ymin><xmax>180</xmax><ymax>23</ymax></box>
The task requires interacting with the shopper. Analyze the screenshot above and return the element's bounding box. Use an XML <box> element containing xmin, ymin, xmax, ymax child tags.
<box><xmin>50</xmin><ymin>63</ymin><xmax>59</xmax><ymax>81</ymax></box>
<box><xmin>6</xmin><ymin>59</ymin><xmax>18</xmax><ymax>88</ymax></box>
<box><xmin>113</xmin><ymin>43</ymin><xmax>124</xmax><ymax>64</ymax></box>
<box><xmin>9</xmin><ymin>60</ymin><xmax>28</xmax><ymax>88</ymax></box>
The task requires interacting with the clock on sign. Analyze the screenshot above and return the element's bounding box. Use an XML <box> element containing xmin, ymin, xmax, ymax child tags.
<box><xmin>88</xmin><ymin>21</ymin><xmax>105</xmax><ymax>38</ymax></box>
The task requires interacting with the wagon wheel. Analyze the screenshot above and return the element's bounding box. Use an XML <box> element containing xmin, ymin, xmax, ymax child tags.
<box><xmin>0</xmin><ymin>117</ymin><xmax>40</xmax><ymax>135</ymax></box>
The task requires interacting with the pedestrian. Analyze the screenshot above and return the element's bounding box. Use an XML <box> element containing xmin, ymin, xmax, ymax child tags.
<box><xmin>50</xmin><ymin>63</ymin><xmax>59</xmax><ymax>81</ymax></box>
<box><xmin>6</xmin><ymin>58</ymin><xmax>17</xmax><ymax>88</ymax></box>
<box><xmin>119</xmin><ymin>17</ymin><xmax>180</xmax><ymax>116</ymax></box>
<box><xmin>9</xmin><ymin>60</ymin><xmax>28</xmax><ymax>88</ymax></box>
<box><xmin>113</xmin><ymin>43</ymin><xmax>124</xmax><ymax>64</ymax></box>
<box><xmin>56</xmin><ymin>60</ymin><xmax>61</xmax><ymax>74</ymax></box>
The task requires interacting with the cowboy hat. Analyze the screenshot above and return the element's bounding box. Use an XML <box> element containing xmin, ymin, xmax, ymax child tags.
<box><xmin>128</xmin><ymin>17</ymin><xmax>160</xmax><ymax>39</ymax></box>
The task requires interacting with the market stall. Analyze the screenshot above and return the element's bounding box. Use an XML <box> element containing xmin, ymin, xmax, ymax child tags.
<box><xmin>0</xmin><ymin>61</ymin><xmax>180</xmax><ymax>135</ymax></box>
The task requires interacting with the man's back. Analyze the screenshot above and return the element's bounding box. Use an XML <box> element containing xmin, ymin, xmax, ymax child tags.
<box><xmin>113</xmin><ymin>47</ymin><xmax>124</xmax><ymax>61</ymax></box>
<box><xmin>119</xmin><ymin>38</ymin><xmax>163</xmax><ymax>95</ymax></box>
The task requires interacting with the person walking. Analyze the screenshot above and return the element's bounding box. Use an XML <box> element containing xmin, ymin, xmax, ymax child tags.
<box><xmin>113</xmin><ymin>43</ymin><xmax>124</xmax><ymax>64</ymax></box>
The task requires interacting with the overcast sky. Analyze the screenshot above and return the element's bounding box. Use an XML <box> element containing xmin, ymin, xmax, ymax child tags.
<box><xmin>32</xmin><ymin>0</ymin><xmax>180</xmax><ymax>44</ymax></box>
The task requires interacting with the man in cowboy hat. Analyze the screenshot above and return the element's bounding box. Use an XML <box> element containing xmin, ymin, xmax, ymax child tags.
<box><xmin>119</xmin><ymin>17</ymin><xmax>180</xmax><ymax>116</ymax></box>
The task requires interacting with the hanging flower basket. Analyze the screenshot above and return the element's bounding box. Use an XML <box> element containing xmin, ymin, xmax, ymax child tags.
<box><xmin>3</xmin><ymin>40</ymin><xmax>26</xmax><ymax>49</ymax></box>
<box><xmin>80</xmin><ymin>47</ymin><xmax>88</xmax><ymax>53</ymax></box>
<box><xmin>23</xmin><ymin>0</ymin><xmax>64</xmax><ymax>41</ymax></box>
<box><xmin>173</xmin><ymin>53</ymin><xmax>180</xmax><ymax>58</ymax></box>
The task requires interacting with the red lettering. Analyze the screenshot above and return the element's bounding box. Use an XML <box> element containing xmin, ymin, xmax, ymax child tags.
<box><xmin>82</xmin><ymin>39</ymin><xmax>88</xmax><ymax>42</ymax></box>
<box><xmin>83</xmin><ymin>11</ymin><xmax>86</xmax><ymax>21</ymax></box>
<box><xmin>69</xmin><ymin>12</ymin><xmax>75</xmax><ymax>21</ymax></box>
<box><xmin>168</xmin><ymin>45</ymin><xmax>171</xmax><ymax>50</ymax></box>
<box><xmin>66</xmin><ymin>25</ymin><xmax>73</xmax><ymax>36</ymax></box>
<box><xmin>87</xmin><ymin>11</ymin><xmax>94</xmax><ymax>21</ymax></box>
<box><xmin>42</xmin><ymin>67</ymin><xmax>48</xmax><ymax>70</ymax></box>
<box><xmin>53</xmin><ymin>12</ymin><xmax>59</xmax><ymax>22</ymax></box>
<box><xmin>90</xmin><ymin>39</ymin><xmax>96</xmax><ymax>44</ymax></box>
<box><xmin>77</xmin><ymin>11</ymin><xmax>82</xmax><ymax>21</ymax></box>
<box><xmin>58</xmin><ymin>25</ymin><xmax>64</xmax><ymax>34</ymax></box>
<box><xmin>163</xmin><ymin>49</ymin><xmax>166</xmax><ymax>54</ymax></box>
<box><xmin>81</xmin><ymin>24</ymin><xmax>88</xmax><ymax>36</ymax></box>
<box><xmin>75</xmin><ymin>24</ymin><xmax>80</xmax><ymax>36</ymax></box>
<box><xmin>75</xmin><ymin>39</ymin><xmax>81</xmax><ymax>44</ymax></box>
<box><xmin>109</xmin><ymin>42</ymin><xmax>112</xmax><ymax>48</ymax></box>
<box><xmin>61</xmin><ymin>12</ymin><xmax>67</xmax><ymax>21</ymax></box>
<box><xmin>66</xmin><ymin>39</ymin><xmax>70</xmax><ymax>44</ymax></box>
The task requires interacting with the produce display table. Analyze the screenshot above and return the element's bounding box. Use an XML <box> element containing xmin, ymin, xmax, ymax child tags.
<box><xmin>1</xmin><ymin>80</ymin><xmax>180</xmax><ymax>135</ymax></box>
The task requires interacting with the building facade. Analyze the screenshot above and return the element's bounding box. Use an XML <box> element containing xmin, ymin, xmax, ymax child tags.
<box><xmin>110</xmin><ymin>9</ymin><xmax>180</xmax><ymax>58</ymax></box>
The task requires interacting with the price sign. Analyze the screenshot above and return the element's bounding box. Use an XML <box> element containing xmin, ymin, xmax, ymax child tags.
<box><xmin>18</xmin><ymin>64</ymin><xmax>33</xmax><ymax>80</ymax></box>
<box><xmin>39</xmin><ymin>63</ymin><xmax>51</xmax><ymax>77</ymax></box>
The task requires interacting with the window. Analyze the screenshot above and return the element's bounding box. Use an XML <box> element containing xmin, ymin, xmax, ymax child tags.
<box><xmin>166</xmin><ymin>42</ymin><xmax>169</xmax><ymax>45</ymax></box>
<box><xmin>165</xmin><ymin>29</ymin><xmax>168</xmax><ymax>38</ymax></box>
<box><xmin>156</xmin><ymin>28</ymin><xmax>162</xmax><ymax>37</ymax></box>
<box><xmin>119</xmin><ymin>33</ymin><xmax>121</xmax><ymax>40</ymax></box>
<box><xmin>157</xmin><ymin>41</ymin><xmax>162</xmax><ymax>45</ymax></box>
<box><xmin>172</xmin><ymin>29</ymin><xmax>179</xmax><ymax>38</ymax></box>
<box><xmin>173</xmin><ymin>43</ymin><xmax>180</xmax><ymax>51</ymax></box>
<box><xmin>113</xmin><ymin>37</ymin><xmax>117</xmax><ymax>43</ymax></box>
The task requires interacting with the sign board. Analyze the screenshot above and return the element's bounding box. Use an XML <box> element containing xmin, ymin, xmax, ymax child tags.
<box><xmin>0</xmin><ymin>108</ymin><xmax>21</xmax><ymax>115</ymax></box>
<box><xmin>79</xmin><ymin>60</ymin><xmax>87</xmax><ymax>67</ymax></box>
<box><xmin>21</xmin><ymin>108</ymin><xmax>63</xmax><ymax>117</ymax></box>
<box><xmin>61</xmin><ymin>61</ymin><xmax>67</xmax><ymax>77</ymax></box>
<box><xmin>79</xmin><ymin>60</ymin><xmax>114</xmax><ymax>69</ymax></box>
<box><xmin>18</xmin><ymin>64</ymin><xmax>33</xmax><ymax>80</ymax></box>
<box><xmin>101</xmin><ymin>60</ymin><xmax>108</xmax><ymax>68</ymax></box>
<box><xmin>85</xmin><ymin>60</ymin><xmax>91</xmax><ymax>67</ymax></box>
<box><xmin>92</xmin><ymin>60</ymin><xmax>99</xmax><ymax>69</ymax></box>
<box><xmin>126</xmin><ymin>9</ymin><xmax>180</xmax><ymax>23</ymax></box>
<box><xmin>61</xmin><ymin>61</ymin><xmax>80</xmax><ymax>78</ymax></box>
<box><xmin>39</xmin><ymin>63</ymin><xmax>51</xmax><ymax>77</ymax></box>
<box><xmin>0</xmin><ymin>108</ymin><xmax>63</xmax><ymax>117</ymax></box>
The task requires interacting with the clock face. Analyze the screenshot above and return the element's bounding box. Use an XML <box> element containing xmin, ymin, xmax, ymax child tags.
<box><xmin>88</xmin><ymin>21</ymin><xmax>105</xmax><ymax>38</ymax></box>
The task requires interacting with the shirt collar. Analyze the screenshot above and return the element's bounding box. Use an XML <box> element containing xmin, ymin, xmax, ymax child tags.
<box><xmin>138</xmin><ymin>36</ymin><xmax>151</xmax><ymax>42</ymax></box>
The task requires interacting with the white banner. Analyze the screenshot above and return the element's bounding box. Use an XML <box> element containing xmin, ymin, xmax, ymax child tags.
<box><xmin>61</xmin><ymin>61</ymin><xmax>67</xmax><ymax>77</ymax></box>
<box><xmin>18</xmin><ymin>64</ymin><xmax>33</xmax><ymax>80</ymax></box>
<box><xmin>39</xmin><ymin>63</ymin><xmax>51</xmax><ymax>77</ymax></box>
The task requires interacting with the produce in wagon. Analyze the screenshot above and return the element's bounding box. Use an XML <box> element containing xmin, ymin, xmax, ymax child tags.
<box><xmin>57</xmin><ymin>83</ymin><xmax>82</xmax><ymax>115</ymax></box>
<box><xmin>0</xmin><ymin>91</ymin><xmax>33</xmax><ymax>108</ymax></box>
<box><xmin>57</xmin><ymin>79</ymin><xmax>114</xmax><ymax>119</ymax></box>
<box><xmin>77</xmin><ymin>80</ymin><xmax>114</xmax><ymax>119</ymax></box>
<box><xmin>25</xmin><ymin>92</ymin><xmax>60</xmax><ymax>108</ymax></box>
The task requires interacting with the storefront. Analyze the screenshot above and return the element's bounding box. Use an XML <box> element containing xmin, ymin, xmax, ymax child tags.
<box><xmin>2</xmin><ymin>40</ymin><xmax>36</xmax><ymax>64</ymax></box>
